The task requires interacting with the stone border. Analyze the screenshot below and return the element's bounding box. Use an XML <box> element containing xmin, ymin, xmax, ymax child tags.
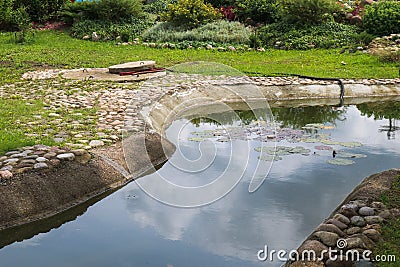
<box><xmin>284</xmin><ymin>169</ymin><xmax>400</xmax><ymax>267</ymax></box>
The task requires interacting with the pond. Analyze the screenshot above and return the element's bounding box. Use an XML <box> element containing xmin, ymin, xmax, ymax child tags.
<box><xmin>0</xmin><ymin>100</ymin><xmax>399</xmax><ymax>267</ymax></box>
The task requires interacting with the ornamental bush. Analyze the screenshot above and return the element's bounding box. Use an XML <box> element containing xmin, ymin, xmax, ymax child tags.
<box><xmin>142</xmin><ymin>20</ymin><xmax>251</xmax><ymax>44</ymax></box>
<box><xmin>235</xmin><ymin>0</ymin><xmax>278</xmax><ymax>25</ymax></box>
<box><xmin>363</xmin><ymin>1</ymin><xmax>400</xmax><ymax>36</ymax></box>
<box><xmin>161</xmin><ymin>0</ymin><xmax>221</xmax><ymax>29</ymax></box>
<box><xmin>0</xmin><ymin>0</ymin><xmax>15</xmax><ymax>30</ymax></box>
<box><xmin>93</xmin><ymin>0</ymin><xmax>143</xmax><ymax>23</ymax></box>
<box><xmin>256</xmin><ymin>21</ymin><xmax>361</xmax><ymax>50</ymax></box>
<box><xmin>61</xmin><ymin>0</ymin><xmax>143</xmax><ymax>24</ymax></box>
<box><xmin>278</xmin><ymin>0</ymin><xmax>341</xmax><ymax>26</ymax></box>
<box><xmin>15</xmin><ymin>0</ymin><xmax>69</xmax><ymax>22</ymax></box>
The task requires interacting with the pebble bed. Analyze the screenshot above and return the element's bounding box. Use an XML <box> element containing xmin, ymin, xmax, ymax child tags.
<box><xmin>287</xmin><ymin>199</ymin><xmax>400</xmax><ymax>267</ymax></box>
<box><xmin>0</xmin><ymin>145</ymin><xmax>91</xmax><ymax>185</ymax></box>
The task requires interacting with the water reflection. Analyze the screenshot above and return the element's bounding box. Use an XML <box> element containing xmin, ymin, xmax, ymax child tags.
<box><xmin>357</xmin><ymin>101</ymin><xmax>400</xmax><ymax>140</ymax></box>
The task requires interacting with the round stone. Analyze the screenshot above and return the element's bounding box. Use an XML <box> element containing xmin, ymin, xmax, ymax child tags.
<box><xmin>313</xmin><ymin>231</ymin><xmax>339</xmax><ymax>247</ymax></box>
<box><xmin>36</xmin><ymin>157</ymin><xmax>48</xmax><ymax>162</ymax></box>
<box><xmin>363</xmin><ymin>229</ymin><xmax>381</xmax><ymax>242</ymax></box>
<box><xmin>364</xmin><ymin>216</ymin><xmax>383</xmax><ymax>224</ymax></box>
<box><xmin>56</xmin><ymin>153</ymin><xmax>75</xmax><ymax>161</ymax></box>
<box><xmin>34</xmin><ymin>163</ymin><xmax>48</xmax><ymax>169</ymax></box>
<box><xmin>350</xmin><ymin>216</ymin><xmax>366</xmax><ymax>227</ymax></box>
<box><xmin>359</xmin><ymin>207</ymin><xmax>375</xmax><ymax>216</ymax></box>
<box><xmin>333</xmin><ymin>213</ymin><xmax>351</xmax><ymax>225</ymax></box>
<box><xmin>44</xmin><ymin>152</ymin><xmax>57</xmax><ymax>159</ymax></box>
<box><xmin>297</xmin><ymin>240</ymin><xmax>328</xmax><ymax>261</ymax></box>
<box><xmin>345</xmin><ymin>237</ymin><xmax>366</xmax><ymax>250</ymax></box>
<box><xmin>346</xmin><ymin>227</ymin><xmax>361</xmax><ymax>235</ymax></box>
<box><xmin>0</xmin><ymin>170</ymin><xmax>13</xmax><ymax>179</ymax></box>
<box><xmin>89</xmin><ymin>140</ymin><xmax>104</xmax><ymax>147</ymax></box>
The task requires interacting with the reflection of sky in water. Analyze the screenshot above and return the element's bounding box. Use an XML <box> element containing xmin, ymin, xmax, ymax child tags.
<box><xmin>0</xmin><ymin>105</ymin><xmax>399</xmax><ymax>267</ymax></box>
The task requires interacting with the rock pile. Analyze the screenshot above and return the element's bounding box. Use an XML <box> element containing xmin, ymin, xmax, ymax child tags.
<box><xmin>368</xmin><ymin>34</ymin><xmax>400</xmax><ymax>59</ymax></box>
<box><xmin>288</xmin><ymin>199</ymin><xmax>398</xmax><ymax>267</ymax></box>
<box><xmin>0</xmin><ymin>145</ymin><xmax>91</xmax><ymax>184</ymax></box>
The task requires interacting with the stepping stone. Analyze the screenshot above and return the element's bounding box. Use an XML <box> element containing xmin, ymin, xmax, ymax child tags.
<box><xmin>108</xmin><ymin>61</ymin><xmax>156</xmax><ymax>74</ymax></box>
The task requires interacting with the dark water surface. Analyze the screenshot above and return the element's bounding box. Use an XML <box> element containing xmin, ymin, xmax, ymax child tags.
<box><xmin>0</xmin><ymin>102</ymin><xmax>399</xmax><ymax>267</ymax></box>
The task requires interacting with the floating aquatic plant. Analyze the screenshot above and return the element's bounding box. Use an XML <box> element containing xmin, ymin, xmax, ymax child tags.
<box><xmin>188</xmin><ymin>137</ymin><xmax>207</xmax><ymax>142</ymax></box>
<box><xmin>255</xmin><ymin>146</ymin><xmax>310</xmax><ymax>156</ymax></box>
<box><xmin>258</xmin><ymin>155</ymin><xmax>282</xmax><ymax>161</ymax></box>
<box><xmin>327</xmin><ymin>158</ymin><xmax>355</xmax><ymax>165</ymax></box>
<box><xmin>336</xmin><ymin>151</ymin><xmax>367</xmax><ymax>158</ymax></box>
<box><xmin>338</xmin><ymin>141</ymin><xmax>363</xmax><ymax>148</ymax></box>
<box><xmin>315</xmin><ymin>145</ymin><xmax>333</xmax><ymax>150</ymax></box>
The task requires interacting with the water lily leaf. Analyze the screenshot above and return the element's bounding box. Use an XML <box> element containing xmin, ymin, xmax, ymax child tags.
<box><xmin>321</xmin><ymin>140</ymin><xmax>340</xmax><ymax>145</ymax></box>
<box><xmin>338</xmin><ymin>141</ymin><xmax>363</xmax><ymax>148</ymax></box>
<box><xmin>327</xmin><ymin>158</ymin><xmax>355</xmax><ymax>165</ymax></box>
<box><xmin>190</xmin><ymin>131</ymin><xmax>214</xmax><ymax>138</ymax></box>
<box><xmin>301</xmin><ymin>138</ymin><xmax>321</xmax><ymax>143</ymax></box>
<box><xmin>258</xmin><ymin>155</ymin><xmax>282</xmax><ymax>161</ymax></box>
<box><xmin>315</xmin><ymin>145</ymin><xmax>333</xmax><ymax>150</ymax></box>
<box><xmin>289</xmin><ymin>146</ymin><xmax>311</xmax><ymax>154</ymax></box>
<box><xmin>188</xmin><ymin>137</ymin><xmax>207</xmax><ymax>142</ymax></box>
<box><xmin>254</xmin><ymin>146</ymin><xmax>276</xmax><ymax>154</ymax></box>
<box><xmin>336</xmin><ymin>151</ymin><xmax>367</xmax><ymax>158</ymax></box>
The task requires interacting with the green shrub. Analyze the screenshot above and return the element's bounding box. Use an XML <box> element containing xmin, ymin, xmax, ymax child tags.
<box><xmin>278</xmin><ymin>0</ymin><xmax>341</xmax><ymax>26</ymax></box>
<box><xmin>13</xmin><ymin>6</ymin><xmax>33</xmax><ymax>43</ymax></box>
<box><xmin>14</xmin><ymin>0</ymin><xmax>69</xmax><ymax>22</ymax></box>
<box><xmin>161</xmin><ymin>0</ymin><xmax>221</xmax><ymax>29</ymax></box>
<box><xmin>142</xmin><ymin>20</ymin><xmax>251</xmax><ymax>44</ymax></box>
<box><xmin>257</xmin><ymin>21</ymin><xmax>361</xmax><ymax>49</ymax></box>
<box><xmin>93</xmin><ymin>0</ymin><xmax>143</xmax><ymax>23</ymax></box>
<box><xmin>70</xmin><ymin>18</ymin><xmax>153</xmax><ymax>40</ymax></box>
<box><xmin>363</xmin><ymin>1</ymin><xmax>400</xmax><ymax>37</ymax></box>
<box><xmin>143</xmin><ymin>0</ymin><xmax>176</xmax><ymax>14</ymax></box>
<box><xmin>61</xmin><ymin>0</ymin><xmax>143</xmax><ymax>24</ymax></box>
<box><xmin>0</xmin><ymin>0</ymin><xmax>15</xmax><ymax>31</ymax></box>
<box><xmin>60</xmin><ymin>2</ymin><xmax>97</xmax><ymax>25</ymax></box>
<box><xmin>204</xmin><ymin>0</ymin><xmax>235</xmax><ymax>7</ymax></box>
<box><xmin>235</xmin><ymin>0</ymin><xmax>278</xmax><ymax>25</ymax></box>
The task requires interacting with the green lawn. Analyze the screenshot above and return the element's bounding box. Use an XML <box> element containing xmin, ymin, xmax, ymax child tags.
<box><xmin>0</xmin><ymin>30</ymin><xmax>399</xmax><ymax>86</ymax></box>
<box><xmin>0</xmin><ymin>99</ymin><xmax>53</xmax><ymax>154</ymax></box>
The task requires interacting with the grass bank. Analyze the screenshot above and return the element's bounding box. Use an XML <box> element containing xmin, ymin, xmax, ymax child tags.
<box><xmin>375</xmin><ymin>176</ymin><xmax>400</xmax><ymax>267</ymax></box>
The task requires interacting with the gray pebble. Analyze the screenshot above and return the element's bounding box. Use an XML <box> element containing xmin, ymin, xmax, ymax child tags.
<box><xmin>351</xmin><ymin>216</ymin><xmax>366</xmax><ymax>227</ymax></box>
<box><xmin>359</xmin><ymin>207</ymin><xmax>375</xmax><ymax>216</ymax></box>
<box><xmin>56</xmin><ymin>153</ymin><xmax>75</xmax><ymax>161</ymax></box>
<box><xmin>34</xmin><ymin>163</ymin><xmax>49</xmax><ymax>169</ymax></box>
<box><xmin>364</xmin><ymin>216</ymin><xmax>383</xmax><ymax>224</ymax></box>
<box><xmin>36</xmin><ymin>157</ymin><xmax>48</xmax><ymax>162</ymax></box>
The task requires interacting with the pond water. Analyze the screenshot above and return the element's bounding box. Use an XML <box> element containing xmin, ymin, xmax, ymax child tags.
<box><xmin>0</xmin><ymin>101</ymin><xmax>399</xmax><ymax>267</ymax></box>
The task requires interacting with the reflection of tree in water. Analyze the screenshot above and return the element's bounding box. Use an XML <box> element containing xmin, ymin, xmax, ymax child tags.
<box><xmin>357</xmin><ymin>101</ymin><xmax>400</xmax><ymax>140</ymax></box>
<box><xmin>189</xmin><ymin>106</ymin><xmax>345</xmax><ymax>130</ymax></box>
<box><xmin>271</xmin><ymin>106</ymin><xmax>346</xmax><ymax>129</ymax></box>
<box><xmin>189</xmin><ymin>109</ymin><xmax>271</xmax><ymax>127</ymax></box>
